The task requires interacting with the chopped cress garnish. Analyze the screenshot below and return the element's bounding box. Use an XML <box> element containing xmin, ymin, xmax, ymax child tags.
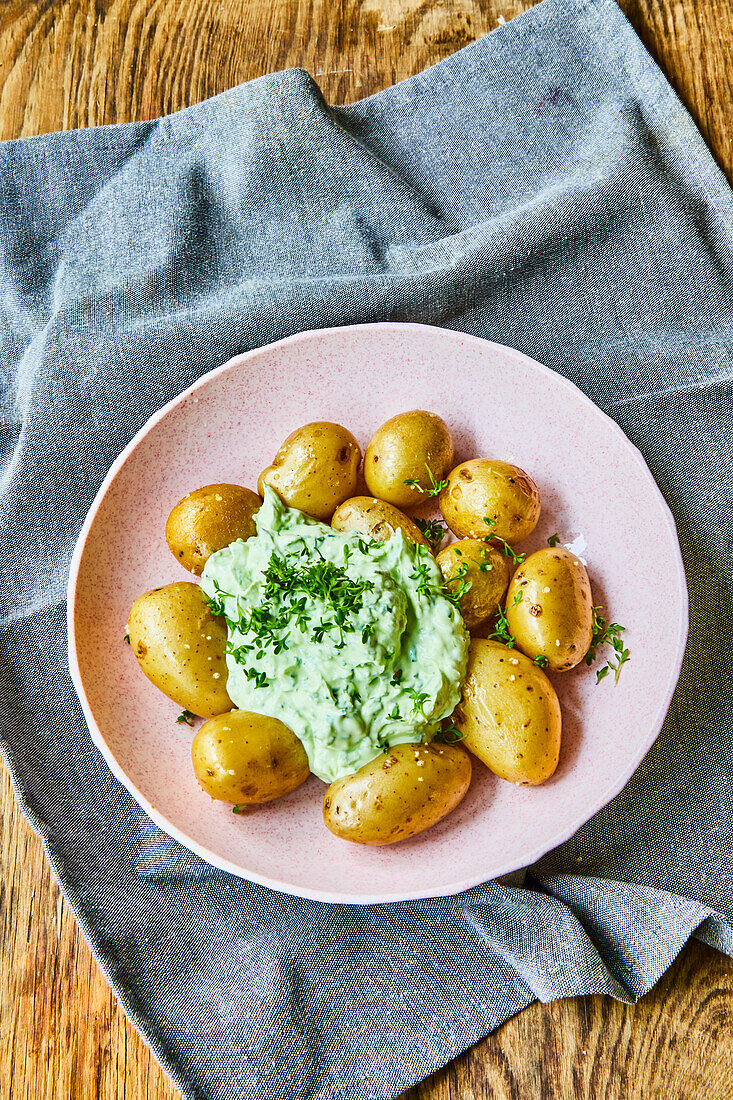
<box><xmin>488</xmin><ymin>603</ymin><xmax>516</xmax><ymax>648</ymax></box>
<box><xmin>440</xmin><ymin>559</ymin><xmax>473</xmax><ymax>607</ymax></box>
<box><xmin>478</xmin><ymin>548</ymin><xmax>494</xmax><ymax>573</ymax></box>
<box><xmin>437</xmin><ymin>721</ymin><xmax>464</xmax><ymax>744</ymax></box>
<box><xmin>586</xmin><ymin>605</ymin><xmax>630</xmax><ymax>684</ymax></box>
<box><xmin>403</xmin><ymin>463</ymin><xmax>450</xmax><ymax>497</ymax></box>
<box><xmin>482</xmin><ymin>516</ymin><xmax>526</xmax><ymax>564</ymax></box>
<box><xmin>413</xmin><ymin>516</ymin><xmax>447</xmax><ymax>552</ymax></box>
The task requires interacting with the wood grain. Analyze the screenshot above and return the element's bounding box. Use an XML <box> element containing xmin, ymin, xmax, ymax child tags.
<box><xmin>1</xmin><ymin>1</ymin><xmax>732</xmax><ymax>1098</ymax></box>
<box><xmin>400</xmin><ymin>941</ymin><xmax>733</xmax><ymax>1100</ymax></box>
<box><xmin>0</xmin><ymin>0</ymin><xmax>730</xmax><ymax>181</ymax></box>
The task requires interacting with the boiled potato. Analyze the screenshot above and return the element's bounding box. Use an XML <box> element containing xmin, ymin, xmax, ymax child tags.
<box><xmin>258</xmin><ymin>422</ymin><xmax>361</xmax><ymax>521</ymax></box>
<box><xmin>127</xmin><ymin>582</ymin><xmax>232</xmax><ymax>718</ymax></box>
<box><xmin>453</xmin><ymin>638</ymin><xmax>561</xmax><ymax>784</ymax></box>
<box><xmin>439</xmin><ymin>458</ymin><xmax>541</xmax><ymax>543</ymax></box>
<box><xmin>165</xmin><ymin>483</ymin><xmax>261</xmax><ymax>575</ymax></box>
<box><xmin>364</xmin><ymin>410</ymin><xmax>453</xmax><ymax>509</ymax></box>
<box><xmin>332</xmin><ymin>496</ymin><xmax>429</xmax><ymax>548</ymax></box>
<box><xmin>323</xmin><ymin>741</ymin><xmax>471</xmax><ymax>845</ymax></box>
<box><xmin>192</xmin><ymin>711</ymin><xmax>309</xmax><ymax>804</ymax></box>
<box><xmin>506</xmin><ymin>548</ymin><xmax>593</xmax><ymax>671</ymax></box>
<box><xmin>436</xmin><ymin>539</ymin><xmax>511</xmax><ymax>630</ymax></box>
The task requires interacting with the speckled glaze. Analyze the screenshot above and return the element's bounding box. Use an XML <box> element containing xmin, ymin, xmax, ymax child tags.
<box><xmin>67</xmin><ymin>323</ymin><xmax>688</xmax><ymax>904</ymax></box>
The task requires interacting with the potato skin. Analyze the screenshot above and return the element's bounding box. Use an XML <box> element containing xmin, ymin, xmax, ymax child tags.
<box><xmin>453</xmin><ymin>639</ymin><xmax>561</xmax><ymax>784</ymax></box>
<box><xmin>331</xmin><ymin>496</ymin><xmax>429</xmax><ymax>548</ymax></box>
<box><xmin>192</xmin><ymin>711</ymin><xmax>310</xmax><ymax>804</ymax></box>
<box><xmin>127</xmin><ymin>582</ymin><xmax>232</xmax><ymax>718</ymax></box>
<box><xmin>364</xmin><ymin>410</ymin><xmax>453</xmax><ymax>509</ymax></box>
<box><xmin>506</xmin><ymin>548</ymin><xmax>593</xmax><ymax>671</ymax></box>
<box><xmin>258</xmin><ymin>422</ymin><xmax>361</xmax><ymax>521</ymax></box>
<box><xmin>436</xmin><ymin>539</ymin><xmax>510</xmax><ymax>630</ymax></box>
<box><xmin>165</xmin><ymin>484</ymin><xmax>261</xmax><ymax>576</ymax></box>
<box><xmin>439</xmin><ymin>458</ymin><xmax>541</xmax><ymax>544</ymax></box>
<box><xmin>323</xmin><ymin>741</ymin><xmax>471</xmax><ymax>845</ymax></box>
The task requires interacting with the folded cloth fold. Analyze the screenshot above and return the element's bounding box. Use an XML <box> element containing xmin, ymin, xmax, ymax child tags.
<box><xmin>1</xmin><ymin>0</ymin><xmax>732</xmax><ymax>1097</ymax></box>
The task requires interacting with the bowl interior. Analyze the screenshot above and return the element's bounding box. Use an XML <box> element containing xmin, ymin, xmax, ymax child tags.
<box><xmin>68</xmin><ymin>323</ymin><xmax>687</xmax><ymax>903</ymax></box>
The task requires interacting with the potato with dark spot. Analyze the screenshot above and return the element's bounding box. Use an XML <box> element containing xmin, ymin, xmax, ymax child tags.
<box><xmin>258</xmin><ymin>422</ymin><xmax>361</xmax><ymax>521</ymax></box>
<box><xmin>453</xmin><ymin>638</ymin><xmax>561</xmax><ymax>784</ymax></box>
<box><xmin>436</xmin><ymin>539</ymin><xmax>510</xmax><ymax>630</ymax></box>
<box><xmin>192</xmin><ymin>711</ymin><xmax>310</xmax><ymax>804</ymax></box>
<box><xmin>331</xmin><ymin>496</ymin><xmax>428</xmax><ymax>548</ymax></box>
<box><xmin>127</xmin><ymin>582</ymin><xmax>232</xmax><ymax>717</ymax></box>
<box><xmin>506</xmin><ymin>547</ymin><xmax>593</xmax><ymax>671</ymax></box>
<box><xmin>165</xmin><ymin>484</ymin><xmax>261</xmax><ymax>575</ymax></box>
<box><xmin>364</xmin><ymin>410</ymin><xmax>453</xmax><ymax>509</ymax></box>
<box><xmin>439</xmin><ymin>458</ymin><xmax>541</xmax><ymax>543</ymax></box>
<box><xmin>323</xmin><ymin>741</ymin><xmax>471</xmax><ymax>845</ymax></box>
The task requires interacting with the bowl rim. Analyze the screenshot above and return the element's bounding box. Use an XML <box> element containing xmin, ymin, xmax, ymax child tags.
<box><xmin>67</xmin><ymin>321</ymin><xmax>689</xmax><ymax>904</ymax></box>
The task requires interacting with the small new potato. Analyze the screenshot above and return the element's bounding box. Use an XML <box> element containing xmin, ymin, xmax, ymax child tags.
<box><xmin>436</xmin><ymin>539</ymin><xmax>511</xmax><ymax>630</ymax></box>
<box><xmin>192</xmin><ymin>711</ymin><xmax>310</xmax><ymax>804</ymax></box>
<box><xmin>165</xmin><ymin>483</ymin><xmax>261</xmax><ymax>575</ymax></box>
<box><xmin>323</xmin><ymin>741</ymin><xmax>471</xmax><ymax>845</ymax></box>
<box><xmin>453</xmin><ymin>639</ymin><xmax>561</xmax><ymax>784</ymax></box>
<box><xmin>258</xmin><ymin>422</ymin><xmax>361</xmax><ymax>521</ymax></box>
<box><xmin>331</xmin><ymin>496</ymin><xmax>428</xmax><ymax>548</ymax></box>
<box><xmin>506</xmin><ymin>548</ymin><xmax>593</xmax><ymax>671</ymax></box>
<box><xmin>127</xmin><ymin>582</ymin><xmax>232</xmax><ymax>718</ymax></box>
<box><xmin>364</xmin><ymin>410</ymin><xmax>453</xmax><ymax>509</ymax></box>
<box><xmin>439</xmin><ymin>458</ymin><xmax>541</xmax><ymax>543</ymax></box>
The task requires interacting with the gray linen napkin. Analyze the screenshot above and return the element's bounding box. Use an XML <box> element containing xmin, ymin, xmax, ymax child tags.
<box><xmin>2</xmin><ymin>0</ymin><xmax>732</xmax><ymax>1096</ymax></box>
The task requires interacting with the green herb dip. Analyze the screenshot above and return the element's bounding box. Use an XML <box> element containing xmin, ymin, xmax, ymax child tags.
<box><xmin>200</xmin><ymin>487</ymin><xmax>469</xmax><ymax>783</ymax></box>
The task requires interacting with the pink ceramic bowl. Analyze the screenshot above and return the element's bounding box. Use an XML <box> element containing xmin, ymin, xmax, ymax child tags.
<box><xmin>68</xmin><ymin>323</ymin><xmax>688</xmax><ymax>903</ymax></box>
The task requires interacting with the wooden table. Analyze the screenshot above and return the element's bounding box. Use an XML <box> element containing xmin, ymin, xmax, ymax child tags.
<box><xmin>2</xmin><ymin>2</ymin><xmax>732</xmax><ymax>1097</ymax></box>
